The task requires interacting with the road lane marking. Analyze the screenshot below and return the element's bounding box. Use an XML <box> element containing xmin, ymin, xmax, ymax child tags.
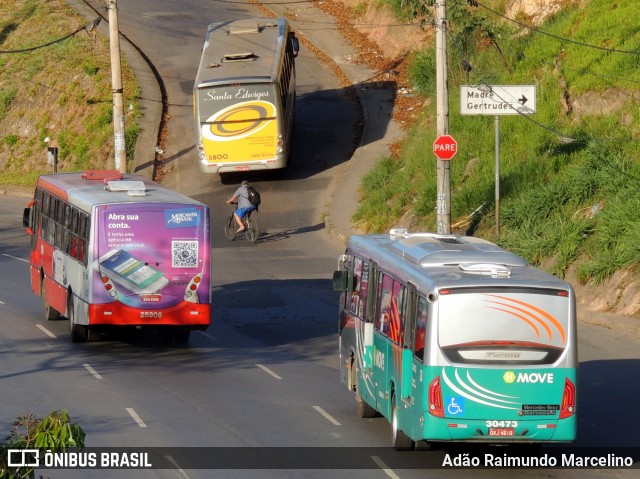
<box><xmin>83</xmin><ymin>363</ymin><xmax>103</xmax><ymax>380</ymax></box>
<box><xmin>256</xmin><ymin>363</ymin><xmax>282</xmax><ymax>380</ymax></box>
<box><xmin>372</xmin><ymin>456</ymin><xmax>401</xmax><ymax>479</ymax></box>
<box><xmin>164</xmin><ymin>455</ymin><xmax>190</xmax><ymax>479</ymax></box>
<box><xmin>1</xmin><ymin>254</ymin><xmax>28</xmax><ymax>263</ymax></box>
<box><xmin>126</xmin><ymin>408</ymin><xmax>147</xmax><ymax>428</ymax></box>
<box><xmin>313</xmin><ymin>406</ymin><xmax>341</xmax><ymax>426</ymax></box>
<box><xmin>0</xmin><ymin>300</ymin><xmax>5</xmax><ymax>304</ymax></box>
<box><xmin>36</xmin><ymin>324</ymin><xmax>56</xmax><ymax>338</ymax></box>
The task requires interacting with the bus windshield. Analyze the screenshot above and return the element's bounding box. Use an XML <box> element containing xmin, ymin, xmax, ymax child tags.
<box><xmin>437</xmin><ymin>287</ymin><xmax>570</xmax><ymax>365</ymax></box>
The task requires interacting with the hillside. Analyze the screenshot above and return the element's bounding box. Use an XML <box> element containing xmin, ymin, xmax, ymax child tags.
<box><xmin>0</xmin><ymin>0</ymin><xmax>140</xmax><ymax>188</ymax></box>
<box><xmin>323</xmin><ymin>0</ymin><xmax>640</xmax><ymax>320</ymax></box>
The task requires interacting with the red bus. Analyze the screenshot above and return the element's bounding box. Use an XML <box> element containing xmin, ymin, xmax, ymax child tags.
<box><xmin>22</xmin><ymin>170</ymin><xmax>211</xmax><ymax>342</ymax></box>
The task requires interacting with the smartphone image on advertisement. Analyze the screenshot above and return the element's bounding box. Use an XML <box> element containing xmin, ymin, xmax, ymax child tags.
<box><xmin>97</xmin><ymin>249</ymin><xmax>169</xmax><ymax>294</ymax></box>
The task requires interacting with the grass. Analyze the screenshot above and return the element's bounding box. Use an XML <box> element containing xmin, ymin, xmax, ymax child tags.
<box><xmin>0</xmin><ymin>0</ymin><xmax>140</xmax><ymax>181</ymax></box>
<box><xmin>356</xmin><ymin>0</ymin><xmax>640</xmax><ymax>285</ymax></box>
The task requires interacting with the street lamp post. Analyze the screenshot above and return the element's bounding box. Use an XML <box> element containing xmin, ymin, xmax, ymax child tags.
<box><xmin>435</xmin><ymin>0</ymin><xmax>450</xmax><ymax>235</ymax></box>
<box><xmin>107</xmin><ymin>0</ymin><xmax>127</xmax><ymax>173</ymax></box>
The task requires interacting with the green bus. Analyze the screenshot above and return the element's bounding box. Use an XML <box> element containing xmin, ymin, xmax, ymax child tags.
<box><xmin>333</xmin><ymin>229</ymin><xmax>577</xmax><ymax>449</ymax></box>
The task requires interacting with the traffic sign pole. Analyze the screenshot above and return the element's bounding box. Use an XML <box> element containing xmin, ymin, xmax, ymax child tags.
<box><xmin>494</xmin><ymin>116</ymin><xmax>500</xmax><ymax>238</ymax></box>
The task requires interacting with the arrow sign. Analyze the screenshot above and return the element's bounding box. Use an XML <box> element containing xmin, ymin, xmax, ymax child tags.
<box><xmin>460</xmin><ymin>85</ymin><xmax>536</xmax><ymax>116</ymax></box>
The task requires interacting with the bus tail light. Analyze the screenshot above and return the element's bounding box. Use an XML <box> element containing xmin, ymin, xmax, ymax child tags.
<box><xmin>428</xmin><ymin>376</ymin><xmax>444</xmax><ymax>417</ymax></box>
<box><xmin>184</xmin><ymin>274</ymin><xmax>202</xmax><ymax>303</ymax></box>
<box><xmin>101</xmin><ymin>275</ymin><xmax>118</xmax><ymax>299</ymax></box>
<box><xmin>559</xmin><ymin>378</ymin><xmax>575</xmax><ymax>419</ymax></box>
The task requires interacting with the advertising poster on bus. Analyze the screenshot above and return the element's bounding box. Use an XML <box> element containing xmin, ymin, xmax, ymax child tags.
<box><xmin>197</xmin><ymin>84</ymin><xmax>278</xmax><ymax>164</ymax></box>
<box><xmin>92</xmin><ymin>203</ymin><xmax>210</xmax><ymax>309</ymax></box>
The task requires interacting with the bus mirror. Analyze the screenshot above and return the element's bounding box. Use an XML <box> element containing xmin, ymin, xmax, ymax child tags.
<box><xmin>23</xmin><ymin>206</ymin><xmax>34</xmax><ymax>235</ymax></box>
<box><xmin>291</xmin><ymin>34</ymin><xmax>299</xmax><ymax>57</ymax></box>
<box><xmin>332</xmin><ymin>270</ymin><xmax>348</xmax><ymax>292</ymax></box>
<box><xmin>22</xmin><ymin>207</ymin><xmax>30</xmax><ymax>228</ymax></box>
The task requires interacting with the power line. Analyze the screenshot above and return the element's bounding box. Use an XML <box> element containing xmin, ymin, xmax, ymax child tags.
<box><xmin>473</xmin><ymin>0</ymin><xmax>640</xmax><ymax>55</ymax></box>
<box><xmin>485</xmin><ymin>85</ymin><xmax>640</xmax><ymax>145</ymax></box>
<box><xmin>0</xmin><ymin>18</ymin><xmax>101</xmax><ymax>54</ymax></box>
<box><xmin>560</xmin><ymin>65</ymin><xmax>640</xmax><ymax>85</ymax></box>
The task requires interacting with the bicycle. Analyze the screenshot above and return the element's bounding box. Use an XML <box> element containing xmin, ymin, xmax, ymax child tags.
<box><xmin>224</xmin><ymin>203</ymin><xmax>259</xmax><ymax>243</ymax></box>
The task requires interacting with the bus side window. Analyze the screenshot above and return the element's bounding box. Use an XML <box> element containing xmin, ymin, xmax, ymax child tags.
<box><xmin>389</xmin><ymin>280</ymin><xmax>406</xmax><ymax>345</ymax></box>
<box><xmin>62</xmin><ymin>204</ymin><xmax>71</xmax><ymax>253</ymax></box>
<box><xmin>350</xmin><ymin>257</ymin><xmax>365</xmax><ymax>318</ymax></box>
<box><xmin>375</xmin><ymin>274</ymin><xmax>393</xmax><ymax>336</ymax></box>
<box><xmin>414</xmin><ymin>296</ymin><xmax>428</xmax><ymax>361</ymax></box>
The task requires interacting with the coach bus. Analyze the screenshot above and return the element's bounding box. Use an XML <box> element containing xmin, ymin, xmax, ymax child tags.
<box><xmin>193</xmin><ymin>18</ymin><xmax>300</xmax><ymax>174</ymax></box>
<box><xmin>333</xmin><ymin>229</ymin><xmax>577</xmax><ymax>449</ymax></box>
<box><xmin>22</xmin><ymin>170</ymin><xmax>211</xmax><ymax>343</ymax></box>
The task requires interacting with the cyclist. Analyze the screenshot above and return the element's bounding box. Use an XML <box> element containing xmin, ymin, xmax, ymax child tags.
<box><xmin>226</xmin><ymin>180</ymin><xmax>256</xmax><ymax>234</ymax></box>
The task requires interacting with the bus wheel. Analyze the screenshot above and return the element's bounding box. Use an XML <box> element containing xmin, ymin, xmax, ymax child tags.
<box><xmin>68</xmin><ymin>296</ymin><xmax>88</xmax><ymax>343</ymax></box>
<box><xmin>42</xmin><ymin>280</ymin><xmax>61</xmax><ymax>321</ymax></box>
<box><xmin>391</xmin><ymin>394</ymin><xmax>413</xmax><ymax>450</ymax></box>
<box><xmin>356</xmin><ymin>395</ymin><xmax>377</xmax><ymax>419</ymax></box>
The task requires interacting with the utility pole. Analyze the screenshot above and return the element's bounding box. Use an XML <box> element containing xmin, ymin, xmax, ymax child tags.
<box><xmin>107</xmin><ymin>0</ymin><xmax>127</xmax><ymax>173</ymax></box>
<box><xmin>435</xmin><ymin>0</ymin><xmax>450</xmax><ymax>234</ymax></box>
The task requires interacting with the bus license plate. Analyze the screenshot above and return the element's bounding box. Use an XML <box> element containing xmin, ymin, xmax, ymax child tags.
<box><xmin>235</xmin><ymin>166</ymin><xmax>250</xmax><ymax>171</ymax></box>
<box><xmin>488</xmin><ymin>428</ymin><xmax>514</xmax><ymax>437</ymax></box>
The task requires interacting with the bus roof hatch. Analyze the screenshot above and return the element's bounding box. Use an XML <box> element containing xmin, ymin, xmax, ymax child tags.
<box><xmin>229</xmin><ymin>20</ymin><xmax>260</xmax><ymax>35</ymax></box>
<box><xmin>458</xmin><ymin>263</ymin><xmax>511</xmax><ymax>277</ymax></box>
<box><xmin>105</xmin><ymin>180</ymin><xmax>147</xmax><ymax>196</ymax></box>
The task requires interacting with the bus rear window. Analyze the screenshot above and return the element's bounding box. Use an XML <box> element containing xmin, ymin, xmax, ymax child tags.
<box><xmin>437</xmin><ymin>287</ymin><xmax>571</xmax><ymax>365</ymax></box>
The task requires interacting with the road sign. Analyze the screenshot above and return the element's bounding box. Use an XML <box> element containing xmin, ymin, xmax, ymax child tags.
<box><xmin>460</xmin><ymin>85</ymin><xmax>536</xmax><ymax>115</ymax></box>
<box><xmin>433</xmin><ymin>135</ymin><xmax>457</xmax><ymax>160</ymax></box>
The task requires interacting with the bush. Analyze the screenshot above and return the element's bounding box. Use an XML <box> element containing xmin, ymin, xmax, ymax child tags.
<box><xmin>0</xmin><ymin>410</ymin><xmax>85</xmax><ymax>479</ymax></box>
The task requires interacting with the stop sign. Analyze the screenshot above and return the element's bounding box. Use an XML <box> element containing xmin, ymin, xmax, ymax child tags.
<box><xmin>433</xmin><ymin>135</ymin><xmax>458</xmax><ymax>160</ymax></box>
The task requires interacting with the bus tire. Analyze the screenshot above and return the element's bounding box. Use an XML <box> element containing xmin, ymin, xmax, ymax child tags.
<box><xmin>356</xmin><ymin>395</ymin><xmax>377</xmax><ymax>419</ymax></box>
<box><xmin>68</xmin><ymin>295</ymin><xmax>88</xmax><ymax>343</ymax></box>
<box><xmin>391</xmin><ymin>394</ymin><xmax>413</xmax><ymax>450</ymax></box>
<box><xmin>42</xmin><ymin>279</ymin><xmax>61</xmax><ymax>321</ymax></box>
<box><xmin>347</xmin><ymin>354</ymin><xmax>356</xmax><ymax>392</ymax></box>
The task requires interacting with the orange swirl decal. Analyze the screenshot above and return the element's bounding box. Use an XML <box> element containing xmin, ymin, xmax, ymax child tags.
<box><xmin>202</xmin><ymin>101</ymin><xmax>276</xmax><ymax>141</ymax></box>
<box><xmin>482</xmin><ymin>294</ymin><xmax>566</xmax><ymax>346</ymax></box>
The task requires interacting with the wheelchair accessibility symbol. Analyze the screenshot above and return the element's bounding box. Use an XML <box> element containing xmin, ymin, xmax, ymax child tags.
<box><xmin>447</xmin><ymin>396</ymin><xmax>465</xmax><ymax>416</ymax></box>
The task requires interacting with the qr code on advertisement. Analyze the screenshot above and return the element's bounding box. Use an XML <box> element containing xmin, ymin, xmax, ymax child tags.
<box><xmin>172</xmin><ymin>240</ymin><xmax>198</xmax><ymax>268</ymax></box>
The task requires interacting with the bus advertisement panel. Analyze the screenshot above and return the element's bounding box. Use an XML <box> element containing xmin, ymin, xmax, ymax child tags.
<box><xmin>196</xmin><ymin>84</ymin><xmax>279</xmax><ymax>166</ymax></box>
<box><xmin>92</xmin><ymin>203</ymin><xmax>210</xmax><ymax>317</ymax></box>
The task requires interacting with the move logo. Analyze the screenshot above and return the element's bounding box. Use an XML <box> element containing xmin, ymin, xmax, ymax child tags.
<box><xmin>504</xmin><ymin>371</ymin><xmax>554</xmax><ymax>384</ymax></box>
